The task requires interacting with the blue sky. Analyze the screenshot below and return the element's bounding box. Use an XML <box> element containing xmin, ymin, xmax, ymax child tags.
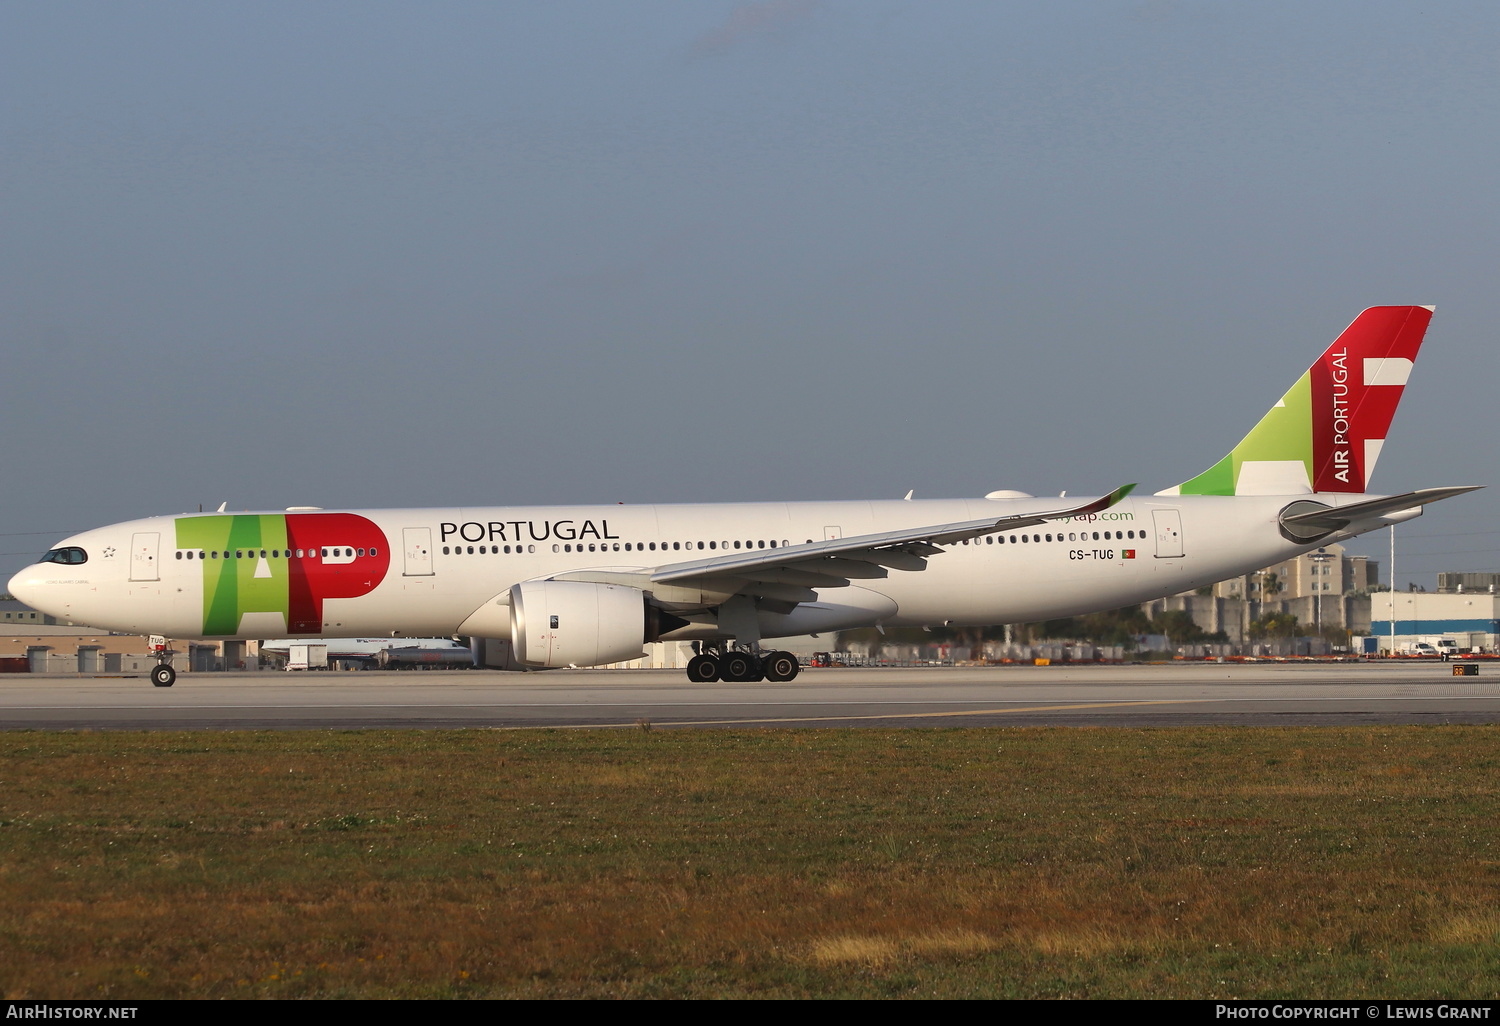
<box><xmin>3</xmin><ymin>1</ymin><xmax>1497</xmax><ymax>586</ymax></box>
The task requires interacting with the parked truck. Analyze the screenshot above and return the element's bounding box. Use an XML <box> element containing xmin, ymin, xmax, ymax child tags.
<box><xmin>1401</xmin><ymin>638</ymin><xmax>1460</xmax><ymax>658</ymax></box>
<box><xmin>286</xmin><ymin>643</ymin><xmax>329</xmax><ymax>671</ymax></box>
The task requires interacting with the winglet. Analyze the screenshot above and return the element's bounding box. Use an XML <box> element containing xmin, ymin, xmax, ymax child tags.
<box><xmin>1063</xmin><ymin>483</ymin><xmax>1136</xmax><ymax>517</ymax></box>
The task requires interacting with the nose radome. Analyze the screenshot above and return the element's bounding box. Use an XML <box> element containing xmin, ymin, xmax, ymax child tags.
<box><xmin>7</xmin><ymin>567</ymin><xmax>38</xmax><ymax>606</ymax></box>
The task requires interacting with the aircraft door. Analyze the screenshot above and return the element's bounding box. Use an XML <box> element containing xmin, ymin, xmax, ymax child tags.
<box><xmin>402</xmin><ymin>527</ymin><xmax>434</xmax><ymax>576</ymax></box>
<box><xmin>1152</xmin><ymin>509</ymin><xmax>1184</xmax><ymax>558</ymax></box>
<box><xmin>129</xmin><ymin>532</ymin><xmax>160</xmax><ymax>581</ymax></box>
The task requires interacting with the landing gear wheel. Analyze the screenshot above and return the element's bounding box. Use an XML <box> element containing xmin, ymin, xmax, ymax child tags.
<box><xmin>762</xmin><ymin>651</ymin><xmax>800</xmax><ymax>682</ymax></box>
<box><xmin>686</xmin><ymin>653</ymin><xmax>720</xmax><ymax>683</ymax></box>
<box><xmin>720</xmin><ymin>651</ymin><xmax>762</xmax><ymax>683</ymax></box>
<box><xmin>151</xmin><ymin>664</ymin><xmax>176</xmax><ymax>688</ymax></box>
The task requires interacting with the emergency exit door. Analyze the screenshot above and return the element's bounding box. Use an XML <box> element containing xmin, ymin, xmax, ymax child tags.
<box><xmin>403</xmin><ymin>527</ymin><xmax>434</xmax><ymax>576</ymax></box>
<box><xmin>1152</xmin><ymin>509</ymin><xmax>1184</xmax><ymax>558</ymax></box>
<box><xmin>129</xmin><ymin>532</ymin><xmax>160</xmax><ymax>581</ymax></box>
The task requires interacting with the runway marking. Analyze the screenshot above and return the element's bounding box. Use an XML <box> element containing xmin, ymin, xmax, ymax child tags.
<box><xmin>520</xmin><ymin>699</ymin><xmax>1203</xmax><ymax>729</ymax></box>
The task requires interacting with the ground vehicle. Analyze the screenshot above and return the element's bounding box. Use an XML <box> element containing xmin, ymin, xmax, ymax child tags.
<box><xmin>286</xmin><ymin>643</ymin><xmax>329</xmax><ymax>671</ymax></box>
<box><xmin>1420</xmin><ymin>636</ymin><xmax>1461</xmax><ymax>657</ymax></box>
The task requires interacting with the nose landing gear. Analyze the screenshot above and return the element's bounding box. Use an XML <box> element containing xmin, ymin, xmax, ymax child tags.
<box><xmin>149</xmin><ymin>635</ymin><xmax>176</xmax><ymax>687</ymax></box>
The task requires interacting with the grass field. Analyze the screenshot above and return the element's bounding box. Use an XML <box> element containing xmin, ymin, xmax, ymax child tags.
<box><xmin>2</xmin><ymin>726</ymin><xmax>1499</xmax><ymax>999</ymax></box>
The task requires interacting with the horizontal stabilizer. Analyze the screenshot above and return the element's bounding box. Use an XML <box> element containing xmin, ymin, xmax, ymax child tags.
<box><xmin>1279</xmin><ymin>486</ymin><xmax>1481</xmax><ymax>537</ymax></box>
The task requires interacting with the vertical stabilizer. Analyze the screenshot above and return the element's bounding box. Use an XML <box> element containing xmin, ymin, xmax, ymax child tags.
<box><xmin>1159</xmin><ymin>306</ymin><xmax>1433</xmax><ymax>496</ymax></box>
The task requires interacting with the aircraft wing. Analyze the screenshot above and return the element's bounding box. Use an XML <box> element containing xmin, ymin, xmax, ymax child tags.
<box><xmin>647</xmin><ymin>484</ymin><xmax>1137</xmax><ymax>593</ymax></box>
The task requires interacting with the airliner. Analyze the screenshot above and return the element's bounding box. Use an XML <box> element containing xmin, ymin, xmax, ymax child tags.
<box><xmin>9</xmin><ymin>306</ymin><xmax>1477</xmax><ymax>687</ymax></box>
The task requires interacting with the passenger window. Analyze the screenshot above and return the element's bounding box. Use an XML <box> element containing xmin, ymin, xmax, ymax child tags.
<box><xmin>552</xmin><ymin>544</ymin><xmax>559</xmax><ymax>553</ymax></box>
<box><xmin>175</xmin><ymin>551</ymin><xmax>183</xmax><ymax>559</ymax></box>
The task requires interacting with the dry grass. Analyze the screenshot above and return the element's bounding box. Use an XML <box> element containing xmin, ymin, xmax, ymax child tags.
<box><xmin>1</xmin><ymin>726</ymin><xmax>1499</xmax><ymax>998</ymax></box>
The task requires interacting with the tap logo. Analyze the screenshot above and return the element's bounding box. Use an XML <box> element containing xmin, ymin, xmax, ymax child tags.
<box><xmin>176</xmin><ymin>513</ymin><xmax>390</xmax><ymax>636</ymax></box>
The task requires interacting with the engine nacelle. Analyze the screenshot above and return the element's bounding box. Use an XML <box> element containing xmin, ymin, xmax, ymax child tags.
<box><xmin>510</xmin><ymin>580</ymin><xmax>649</xmax><ymax>668</ymax></box>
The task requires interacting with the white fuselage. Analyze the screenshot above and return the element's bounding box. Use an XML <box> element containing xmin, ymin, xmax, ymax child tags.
<box><xmin>7</xmin><ymin>492</ymin><xmax>1375</xmax><ymax>642</ymax></box>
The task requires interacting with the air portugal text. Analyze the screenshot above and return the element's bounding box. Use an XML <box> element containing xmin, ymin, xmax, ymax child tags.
<box><xmin>440</xmin><ymin>519</ymin><xmax>620</xmax><ymax>544</ymax></box>
<box><xmin>1330</xmin><ymin>346</ymin><xmax>1354</xmax><ymax>484</ymax></box>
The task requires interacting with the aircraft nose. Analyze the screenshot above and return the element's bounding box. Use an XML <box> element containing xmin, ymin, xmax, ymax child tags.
<box><xmin>7</xmin><ymin>566</ymin><xmax>39</xmax><ymax>606</ymax></box>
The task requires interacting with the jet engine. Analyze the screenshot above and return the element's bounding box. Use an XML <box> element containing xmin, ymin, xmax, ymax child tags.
<box><xmin>510</xmin><ymin>580</ymin><xmax>653</xmax><ymax>668</ymax></box>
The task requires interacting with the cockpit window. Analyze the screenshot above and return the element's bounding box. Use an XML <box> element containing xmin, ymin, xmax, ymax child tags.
<box><xmin>39</xmin><ymin>546</ymin><xmax>88</xmax><ymax>565</ymax></box>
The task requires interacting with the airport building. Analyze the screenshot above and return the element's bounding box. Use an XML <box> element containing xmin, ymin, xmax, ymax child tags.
<box><xmin>0</xmin><ymin>596</ymin><xmax>257</xmax><ymax>672</ymax></box>
<box><xmin>1143</xmin><ymin>543</ymin><xmax>1377</xmax><ymax>644</ymax></box>
<box><xmin>1368</xmin><ymin>591</ymin><xmax>1500</xmax><ymax>653</ymax></box>
<box><xmin>1211</xmin><ymin>543</ymin><xmax>1376</xmax><ymax>604</ymax></box>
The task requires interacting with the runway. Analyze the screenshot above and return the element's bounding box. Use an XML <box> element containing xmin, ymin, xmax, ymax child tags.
<box><xmin>2</xmin><ymin>661</ymin><xmax>1498</xmax><ymax>729</ymax></box>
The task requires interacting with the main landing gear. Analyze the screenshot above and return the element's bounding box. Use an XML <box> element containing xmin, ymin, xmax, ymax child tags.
<box><xmin>685</xmin><ymin>648</ymin><xmax>800</xmax><ymax>683</ymax></box>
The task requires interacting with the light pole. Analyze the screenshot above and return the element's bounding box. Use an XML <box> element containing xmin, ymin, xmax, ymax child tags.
<box><xmin>1390</xmin><ymin>525</ymin><xmax>1397</xmax><ymax>657</ymax></box>
<box><xmin>1309</xmin><ymin>550</ymin><xmax>1335</xmax><ymax>646</ymax></box>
